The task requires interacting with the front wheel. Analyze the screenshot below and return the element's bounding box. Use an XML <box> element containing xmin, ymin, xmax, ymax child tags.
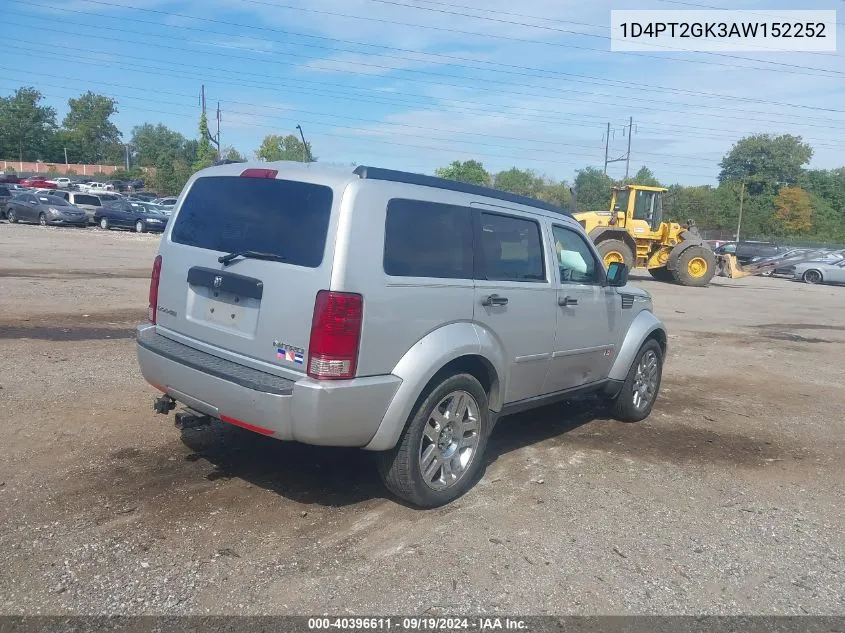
<box><xmin>135</xmin><ymin>220</ymin><xmax>146</xmax><ymax>233</ymax></box>
<box><xmin>377</xmin><ymin>373</ymin><xmax>490</xmax><ymax>508</ymax></box>
<box><xmin>7</xmin><ymin>209</ymin><xmax>18</xmax><ymax>223</ymax></box>
<box><xmin>672</xmin><ymin>245</ymin><xmax>716</xmax><ymax>287</ymax></box>
<box><xmin>99</xmin><ymin>217</ymin><xmax>109</xmax><ymax>230</ymax></box>
<box><xmin>597</xmin><ymin>239</ymin><xmax>634</xmax><ymax>270</ymax></box>
<box><xmin>38</xmin><ymin>213</ymin><xmax>47</xmax><ymax>226</ymax></box>
<box><xmin>610</xmin><ymin>339</ymin><xmax>663</xmax><ymax>423</ymax></box>
<box><xmin>802</xmin><ymin>269</ymin><xmax>823</xmax><ymax>284</ymax></box>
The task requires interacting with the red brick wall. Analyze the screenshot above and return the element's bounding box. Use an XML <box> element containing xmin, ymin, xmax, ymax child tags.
<box><xmin>1</xmin><ymin>160</ymin><xmax>155</xmax><ymax>176</ymax></box>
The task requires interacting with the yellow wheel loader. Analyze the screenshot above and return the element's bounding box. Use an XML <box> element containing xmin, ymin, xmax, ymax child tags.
<box><xmin>573</xmin><ymin>185</ymin><xmax>717</xmax><ymax>287</ymax></box>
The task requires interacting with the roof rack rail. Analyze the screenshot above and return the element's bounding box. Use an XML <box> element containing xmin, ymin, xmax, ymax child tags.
<box><xmin>353</xmin><ymin>165</ymin><xmax>570</xmax><ymax>216</ymax></box>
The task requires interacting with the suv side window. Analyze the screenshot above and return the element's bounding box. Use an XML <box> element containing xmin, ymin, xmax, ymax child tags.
<box><xmin>384</xmin><ymin>199</ymin><xmax>473</xmax><ymax>279</ymax></box>
<box><xmin>552</xmin><ymin>225</ymin><xmax>602</xmax><ymax>284</ymax></box>
<box><xmin>480</xmin><ymin>212</ymin><xmax>545</xmax><ymax>282</ymax></box>
<box><xmin>0</xmin><ymin>186</ymin><xmax>9</xmax><ymax>196</ymax></box>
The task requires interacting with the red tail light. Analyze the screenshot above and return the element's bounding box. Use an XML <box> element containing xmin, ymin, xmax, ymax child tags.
<box><xmin>240</xmin><ymin>168</ymin><xmax>278</xmax><ymax>179</ymax></box>
<box><xmin>148</xmin><ymin>255</ymin><xmax>162</xmax><ymax>323</ymax></box>
<box><xmin>307</xmin><ymin>291</ymin><xmax>363</xmax><ymax>380</ymax></box>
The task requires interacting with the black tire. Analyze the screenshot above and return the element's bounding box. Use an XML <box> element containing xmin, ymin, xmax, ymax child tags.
<box><xmin>596</xmin><ymin>239</ymin><xmax>635</xmax><ymax>270</ymax></box>
<box><xmin>99</xmin><ymin>217</ymin><xmax>109</xmax><ymax>230</ymax></box>
<box><xmin>671</xmin><ymin>245</ymin><xmax>716</xmax><ymax>287</ymax></box>
<box><xmin>610</xmin><ymin>339</ymin><xmax>663</xmax><ymax>423</ymax></box>
<box><xmin>135</xmin><ymin>219</ymin><xmax>146</xmax><ymax>233</ymax></box>
<box><xmin>647</xmin><ymin>266</ymin><xmax>674</xmax><ymax>282</ymax></box>
<box><xmin>377</xmin><ymin>373</ymin><xmax>490</xmax><ymax>508</ymax></box>
<box><xmin>7</xmin><ymin>208</ymin><xmax>18</xmax><ymax>223</ymax></box>
<box><xmin>802</xmin><ymin>269</ymin><xmax>823</xmax><ymax>285</ymax></box>
<box><xmin>38</xmin><ymin>213</ymin><xmax>47</xmax><ymax>226</ymax></box>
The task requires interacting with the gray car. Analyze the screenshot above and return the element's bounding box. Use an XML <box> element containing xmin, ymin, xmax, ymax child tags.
<box><xmin>790</xmin><ymin>258</ymin><xmax>845</xmax><ymax>285</ymax></box>
<box><xmin>6</xmin><ymin>192</ymin><xmax>88</xmax><ymax>227</ymax></box>
<box><xmin>136</xmin><ymin>163</ymin><xmax>667</xmax><ymax>507</ymax></box>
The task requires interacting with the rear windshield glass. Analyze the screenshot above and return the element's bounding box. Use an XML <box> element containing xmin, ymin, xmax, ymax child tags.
<box><xmin>171</xmin><ymin>176</ymin><xmax>333</xmax><ymax>268</ymax></box>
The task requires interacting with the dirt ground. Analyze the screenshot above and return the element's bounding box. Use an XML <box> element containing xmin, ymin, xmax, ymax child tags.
<box><xmin>0</xmin><ymin>223</ymin><xmax>842</xmax><ymax>616</ymax></box>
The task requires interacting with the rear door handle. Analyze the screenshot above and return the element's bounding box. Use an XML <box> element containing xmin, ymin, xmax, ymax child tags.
<box><xmin>558</xmin><ymin>296</ymin><xmax>578</xmax><ymax>307</ymax></box>
<box><xmin>481</xmin><ymin>294</ymin><xmax>509</xmax><ymax>307</ymax></box>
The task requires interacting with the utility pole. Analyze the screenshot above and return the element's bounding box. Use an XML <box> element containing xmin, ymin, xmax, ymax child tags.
<box><xmin>216</xmin><ymin>101</ymin><xmax>221</xmax><ymax>161</ymax></box>
<box><xmin>604</xmin><ymin>119</ymin><xmax>632</xmax><ymax>175</ymax></box>
<box><xmin>124</xmin><ymin>144</ymin><xmax>130</xmax><ymax>171</ymax></box>
<box><xmin>63</xmin><ymin>147</ymin><xmax>68</xmax><ymax>166</ymax></box>
<box><xmin>296</xmin><ymin>124</ymin><xmax>311</xmax><ymax>162</ymax></box>
<box><xmin>735</xmin><ymin>180</ymin><xmax>745</xmax><ymax>242</ymax></box>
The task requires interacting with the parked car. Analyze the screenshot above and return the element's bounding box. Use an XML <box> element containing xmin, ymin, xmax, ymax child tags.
<box><xmin>136</xmin><ymin>163</ymin><xmax>668</xmax><ymax>507</ymax></box>
<box><xmin>96</xmin><ymin>193</ymin><xmax>121</xmax><ymax>203</ymax></box>
<box><xmin>135</xmin><ymin>201</ymin><xmax>172</xmax><ymax>218</ymax></box>
<box><xmin>5</xmin><ymin>192</ymin><xmax>88</xmax><ymax>227</ymax></box>
<box><xmin>94</xmin><ymin>199</ymin><xmax>168</xmax><ymax>233</ymax></box>
<box><xmin>81</xmin><ymin>181</ymin><xmax>113</xmax><ymax>194</ymax></box>
<box><xmin>19</xmin><ymin>177</ymin><xmax>57</xmax><ymax>189</ymax></box>
<box><xmin>713</xmin><ymin>240</ymin><xmax>785</xmax><ymax>265</ymax></box>
<box><xmin>64</xmin><ymin>191</ymin><xmax>105</xmax><ymax>224</ymax></box>
<box><xmin>0</xmin><ymin>184</ymin><xmax>12</xmax><ymax>218</ymax></box>
<box><xmin>0</xmin><ymin>174</ymin><xmax>20</xmax><ymax>184</ymax></box>
<box><xmin>129</xmin><ymin>191</ymin><xmax>157</xmax><ymax>201</ymax></box>
<box><xmin>128</xmin><ymin>179</ymin><xmax>145</xmax><ymax>190</ymax></box>
<box><xmin>53</xmin><ymin>177</ymin><xmax>72</xmax><ymax>188</ymax></box>
<box><xmin>153</xmin><ymin>196</ymin><xmax>178</xmax><ymax>208</ymax></box>
<box><xmin>781</xmin><ymin>258</ymin><xmax>845</xmax><ymax>285</ymax></box>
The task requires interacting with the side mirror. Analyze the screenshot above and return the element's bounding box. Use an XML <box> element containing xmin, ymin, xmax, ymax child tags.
<box><xmin>606</xmin><ymin>262</ymin><xmax>629</xmax><ymax>287</ymax></box>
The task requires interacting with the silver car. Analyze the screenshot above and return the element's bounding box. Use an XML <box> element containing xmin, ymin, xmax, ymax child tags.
<box><xmin>5</xmin><ymin>192</ymin><xmax>88</xmax><ymax>227</ymax></box>
<box><xmin>136</xmin><ymin>163</ymin><xmax>667</xmax><ymax>507</ymax></box>
<box><xmin>790</xmin><ymin>258</ymin><xmax>845</xmax><ymax>285</ymax></box>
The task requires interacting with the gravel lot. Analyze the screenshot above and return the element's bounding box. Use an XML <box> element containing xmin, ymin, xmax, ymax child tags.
<box><xmin>0</xmin><ymin>223</ymin><xmax>842</xmax><ymax>616</ymax></box>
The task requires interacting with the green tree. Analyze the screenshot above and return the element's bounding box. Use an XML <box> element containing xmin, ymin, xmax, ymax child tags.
<box><xmin>573</xmin><ymin>167</ymin><xmax>613</xmax><ymax>211</ymax></box>
<box><xmin>718</xmin><ymin>134</ymin><xmax>812</xmax><ymax>194</ymax></box>
<box><xmin>773</xmin><ymin>187</ymin><xmax>813</xmax><ymax>235</ymax></box>
<box><xmin>62</xmin><ymin>92</ymin><xmax>122</xmax><ymax>163</ymax></box>
<box><xmin>493</xmin><ymin>167</ymin><xmax>543</xmax><ymax>197</ymax></box>
<box><xmin>434</xmin><ymin>160</ymin><xmax>490</xmax><ymax>186</ymax></box>
<box><xmin>222</xmin><ymin>146</ymin><xmax>244</xmax><ymax>162</ymax></box>
<box><xmin>193</xmin><ymin>112</ymin><xmax>218</xmax><ymax>171</ymax></box>
<box><xmin>130</xmin><ymin>123</ymin><xmax>189</xmax><ymax>167</ymax></box>
<box><xmin>256</xmin><ymin>134</ymin><xmax>312</xmax><ymax>162</ymax></box>
<box><xmin>627</xmin><ymin>166</ymin><xmax>661</xmax><ymax>187</ymax></box>
<box><xmin>0</xmin><ymin>87</ymin><xmax>58</xmax><ymax>161</ymax></box>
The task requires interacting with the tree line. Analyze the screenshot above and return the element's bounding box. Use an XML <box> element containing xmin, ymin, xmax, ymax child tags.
<box><xmin>3</xmin><ymin>86</ymin><xmax>843</xmax><ymax>241</ymax></box>
<box><xmin>435</xmin><ymin>134</ymin><xmax>845</xmax><ymax>243</ymax></box>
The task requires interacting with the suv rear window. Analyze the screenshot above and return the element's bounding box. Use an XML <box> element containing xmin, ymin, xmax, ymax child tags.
<box><xmin>171</xmin><ymin>176</ymin><xmax>333</xmax><ymax>268</ymax></box>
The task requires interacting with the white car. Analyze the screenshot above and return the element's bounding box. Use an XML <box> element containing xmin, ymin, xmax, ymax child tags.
<box><xmin>82</xmin><ymin>182</ymin><xmax>114</xmax><ymax>193</ymax></box>
<box><xmin>53</xmin><ymin>177</ymin><xmax>71</xmax><ymax>188</ymax></box>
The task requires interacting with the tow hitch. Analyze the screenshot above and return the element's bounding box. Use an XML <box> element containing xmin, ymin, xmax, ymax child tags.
<box><xmin>154</xmin><ymin>394</ymin><xmax>176</xmax><ymax>414</ymax></box>
<box><xmin>174</xmin><ymin>410</ymin><xmax>212</xmax><ymax>430</ymax></box>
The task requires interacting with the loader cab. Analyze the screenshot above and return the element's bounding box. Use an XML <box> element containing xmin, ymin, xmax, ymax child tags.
<box><xmin>611</xmin><ymin>185</ymin><xmax>667</xmax><ymax>234</ymax></box>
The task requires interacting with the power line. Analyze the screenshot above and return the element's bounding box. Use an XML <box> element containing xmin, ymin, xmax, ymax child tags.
<box><xmin>658</xmin><ymin>0</ymin><xmax>845</xmax><ymax>28</ymax></box>
<box><xmin>21</xmin><ymin>0</ymin><xmax>845</xmax><ymax>81</ymax></box>
<box><xmin>7</xmin><ymin>6</ymin><xmax>844</xmax><ymax>120</ymax></box>
<box><xmin>0</xmin><ymin>74</ymin><xmax>724</xmax><ymax>170</ymax></box>
<box><xmin>0</xmin><ymin>81</ymin><xmax>725</xmax><ymax>177</ymax></box>
<box><xmin>6</xmin><ymin>42</ymin><xmax>845</xmax><ymax>152</ymax></box>
<box><xmin>5</xmin><ymin>24</ymin><xmax>845</xmax><ymax>135</ymax></box>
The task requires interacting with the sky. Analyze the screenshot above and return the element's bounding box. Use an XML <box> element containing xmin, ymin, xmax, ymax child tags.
<box><xmin>0</xmin><ymin>0</ymin><xmax>844</xmax><ymax>185</ymax></box>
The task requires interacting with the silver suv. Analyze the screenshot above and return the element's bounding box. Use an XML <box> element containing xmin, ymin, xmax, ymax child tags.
<box><xmin>136</xmin><ymin>163</ymin><xmax>667</xmax><ymax>507</ymax></box>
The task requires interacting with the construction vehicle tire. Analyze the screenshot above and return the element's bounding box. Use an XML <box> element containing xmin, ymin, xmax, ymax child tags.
<box><xmin>672</xmin><ymin>245</ymin><xmax>716</xmax><ymax>287</ymax></box>
<box><xmin>597</xmin><ymin>239</ymin><xmax>634</xmax><ymax>270</ymax></box>
<box><xmin>648</xmin><ymin>267</ymin><xmax>674</xmax><ymax>282</ymax></box>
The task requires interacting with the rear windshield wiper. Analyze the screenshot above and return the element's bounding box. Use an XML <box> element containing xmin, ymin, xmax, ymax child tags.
<box><xmin>218</xmin><ymin>250</ymin><xmax>288</xmax><ymax>266</ymax></box>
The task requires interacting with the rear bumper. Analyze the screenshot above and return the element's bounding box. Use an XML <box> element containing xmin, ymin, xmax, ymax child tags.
<box><xmin>136</xmin><ymin>325</ymin><xmax>401</xmax><ymax>446</ymax></box>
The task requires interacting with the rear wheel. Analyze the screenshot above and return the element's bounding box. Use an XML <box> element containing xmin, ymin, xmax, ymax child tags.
<box><xmin>647</xmin><ymin>266</ymin><xmax>674</xmax><ymax>282</ymax></box>
<box><xmin>99</xmin><ymin>217</ymin><xmax>109</xmax><ymax>230</ymax></box>
<box><xmin>135</xmin><ymin>219</ymin><xmax>146</xmax><ymax>233</ymax></box>
<box><xmin>610</xmin><ymin>339</ymin><xmax>663</xmax><ymax>422</ymax></box>
<box><xmin>802</xmin><ymin>269</ymin><xmax>823</xmax><ymax>284</ymax></box>
<box><xmin>672</xmin><ymin>245</ymin><xmax>716</xmax><ymax>287</ymax></box>
<box><xmin>377</xmin><ymin>373</ymin><xmax>490</xmax><ymax>508</ymax></box>
<box><xmin>7</xmin><ymin>208</ymin><xmax>18</xmax><ymax>223</ymax></box>
<box><xmin>38</xmin><ymin>213</ymin><xmax>47</xmax><ymax>226</ymax></box>
<box><xmin>596</xmin><ymin>239</ymin><xmax>634</xmax><ymax>270</ymax></box>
